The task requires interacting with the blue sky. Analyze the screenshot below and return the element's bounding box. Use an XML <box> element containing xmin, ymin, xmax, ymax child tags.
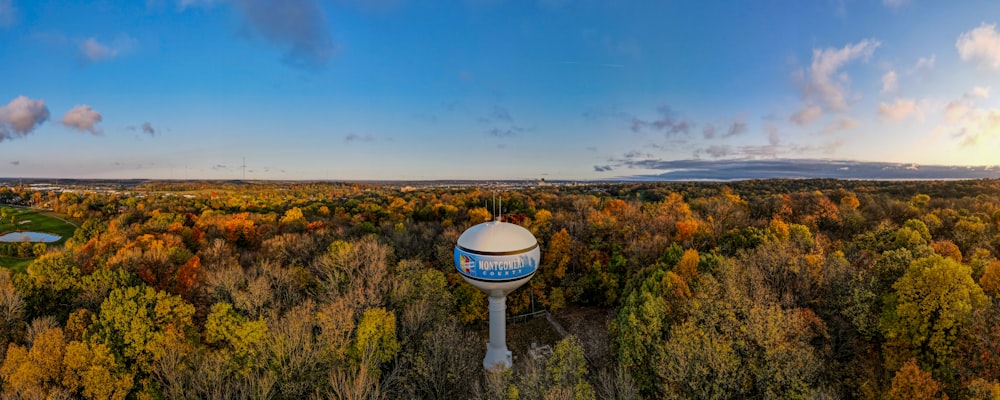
<box><xmin>2</xmin><ymin>0</ymin><xmax>1000</xmax><ymax>180</ymax></box>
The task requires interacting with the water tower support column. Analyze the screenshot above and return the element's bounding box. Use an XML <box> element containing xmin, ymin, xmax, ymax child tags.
<box><xmin>485</xmin><ymin>295</ymin><xmax>512</xmax><ymax>369</ymax></box>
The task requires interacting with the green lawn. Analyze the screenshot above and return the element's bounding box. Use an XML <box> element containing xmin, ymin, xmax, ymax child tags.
<box><xmin>0</xmin><ymin>256</ymin><xmax>32</xmax><ymax>274</ymax></box>
<box><xmin>0</xmin><ymin>206</ymin><xmax>78</xmax><ymax>271</ymax></box>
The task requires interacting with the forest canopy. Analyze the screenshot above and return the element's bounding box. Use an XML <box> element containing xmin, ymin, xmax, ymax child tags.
<box><xmin>1</xmin><ymin>178</ymin><xmax>1000</xmax><ymax>399</ymax></box>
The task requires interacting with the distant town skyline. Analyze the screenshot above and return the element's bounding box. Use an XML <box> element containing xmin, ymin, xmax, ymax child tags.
<box><xmin>2</xmin><ymin>1</ymin><xmax>1000</xmax><ymax>180</ymax></box>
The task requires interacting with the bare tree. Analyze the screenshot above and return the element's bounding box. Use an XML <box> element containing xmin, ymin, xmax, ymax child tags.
<box><xmin>594</xmin><ymin>365</ymin><xmax>638</xmax><ymax>400</ymax></box>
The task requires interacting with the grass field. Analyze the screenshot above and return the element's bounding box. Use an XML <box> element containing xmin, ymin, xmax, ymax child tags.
<box><xmin>0</xmin><ymin>256</ymin><xmax>33</xmax><ymax>274</ymax></box>
<box><xmin>0</xmin><ymin>206</ymin><xmax>78</xmax><ymax>271</ymax></box>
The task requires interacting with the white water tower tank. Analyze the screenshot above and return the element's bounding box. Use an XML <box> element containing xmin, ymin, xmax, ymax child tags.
<box><xmin>454</xmin><ymin>218</ymin><xmax>540</xmax><ymax>370</ymax></box>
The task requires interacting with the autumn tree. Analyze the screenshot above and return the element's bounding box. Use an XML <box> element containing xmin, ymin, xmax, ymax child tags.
<box><xmin>883</xmin><ymin>255</ymin><xmax>989</xmax><ymax>377</ymax></box>
<box><xmin>63</xmin><ymin>339</ymin><xmax>134</xmax><ymax>400</ymax></box>
<box><xmin>546</xmin><ymin>335</ymin><xmax>596</xmax><ymax>400</ymax></box>
<box><xmin>0</xmin><ymin>327</ymin><xmax>69</xmax><ymax>398</ymax></box>
<box><xmin>90</xmin><ymin>285</ymin><xmax>196</xmax><ymax>376</ymax></box>
<box><xmin>887</xmin><ymin>358</ymin><xmax>948</xmax><ymax>400</ymax></box>
<box><xmin>204</xmin><ymin>302</ymin><xmax>269</xmax><ymax>373</ymax></box>
<box><xmin>353</xmin><ymin>307</ymin><xmax>400</xmax><ymax>368</ymax></box>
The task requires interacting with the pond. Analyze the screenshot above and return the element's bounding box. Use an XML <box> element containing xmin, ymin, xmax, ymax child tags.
<box><xmin>0</xmin><ymin>231</ymin><xmax>62</xmax><ymax>243</ymax></box>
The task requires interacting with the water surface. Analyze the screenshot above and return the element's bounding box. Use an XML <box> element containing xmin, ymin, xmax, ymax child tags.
<box><xmin>0</xmin><ymin>231</ymin><xmax>62</xmax><ymax>243</ymax></box>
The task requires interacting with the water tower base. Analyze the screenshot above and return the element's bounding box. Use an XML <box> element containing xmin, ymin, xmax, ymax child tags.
<box><xmin>484</xmin><ymin>295</ymin><xmax>512</xmax><ymax>369</ymax></box>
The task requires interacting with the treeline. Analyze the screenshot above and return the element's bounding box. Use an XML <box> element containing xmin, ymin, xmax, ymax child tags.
<box><xmin>0</xmin><ymin>242</ymin><xmax>46</xmax><ymax>258</ymax></box>
<box><xmin>0</xmin><ymin>180</ymin><xmax>999</xmax><ymax>399</ymax></box>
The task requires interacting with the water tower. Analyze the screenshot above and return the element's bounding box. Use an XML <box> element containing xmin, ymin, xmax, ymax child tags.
<box><xmin>454</xmin><ymin>217</ymin><xmax>540</xmax><ymax>370</ymax></box>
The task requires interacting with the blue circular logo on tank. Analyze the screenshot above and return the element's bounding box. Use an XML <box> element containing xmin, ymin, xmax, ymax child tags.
<box><xmin>454</xmin><ymin>245</ymin><xmax>539</xmax><ymax>282</ymax></box>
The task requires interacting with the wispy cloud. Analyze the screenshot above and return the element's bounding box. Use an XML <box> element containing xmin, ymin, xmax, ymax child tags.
<box><xmin>968</xmin><ymin>86</ymin><xmax>990</xmax><ymax>99</ymax></box>
<box><xmin>0</xmin><ymin>0</ymin><xmax>15</xmax><ymax>28</ymax></box>
<box><xmin>490</xmin><ymin>106</ymin><xmax>512</xmax><ymax>122</ymax></box>
<box><xmin>0</xmin><ymin>96</ymin><xmax>50</xmax><ymax>142</ymax></box>
<box><xmin>60</xmin><ymin>105</ymin><xmax>103</xmax><ymax>135</ymax></box>
<box><xmin>878</xmin><ymin>98</ymin><xmax>923</xmax><ymax>122</ymax></box>
<box><xmin>957</xmin><ymin>23</ymin><xmax>1000</xmax><ymax>70</ymax></box>
<box><xmin>581</xmin><ymin>104</ymin><xmax>630</xmax><ymax>121</ymax></box>
<box><xmin>613</xmin><ymin>159</ymin><xmax>1000</xmax><ymax>181</ymax></box>
<box><xmin>910</xmin><ymin>55</ymin><xmax>935</xmax><ymax>76</ymax></box>
<box><xmin>480</xmin><ymin>105</ymin><xmax>526</xmax><ymax>138</ymax></box>
<box><xmin>791</xmin><ymin>38</ymin><xmax>880</xmax><ymax>124</ymax></box>
<box><xmin>819</xmin><ymin>116</ymin><xmax>859</xmax><ymax>134</ymax></box>
<box><xmin>9</xmin><ymin>161</ymin><xmax>19</xmax><ymax>166</ymax></box>
<box><xmin>232</xmin><ymin>0</ymin><xmax>336</xmax><ymax>69</ymax></box>
<box><xmin>593</xmin><ymin>165</ymin><xmax>613</xmax><ymax>172</ymax></box>
<box><xmin>487</xmin><ymin>126</ymin><xmax>525</xmax><ymax>137</ymax></box>
<box><xmin>790</xmin><ymin>105</ymin><xmax>823</xmax><ymax>125</ymax></box>
<box><xmin>725</xmin><ymin>115</ymin><xmax>747</xmax><ymax>138</ymax></box>
<box><xmin>345</xmin><ymin>133</ymin><xmax>376</xmax><ymax>143</ymax></box>
<box><xmin>881</xmin><ymin>70</ymin><xmax>897</xmax><ymax>94</ymax></box>
<box><xmin>127</xmin><ymin>122</ymin><xmax>158</xmax><ymax>136</ymax></box>
<box><xmin>938</xmin><ymin>87</ymin><xmax>1000</xmax><ymax>147</ymax></box>
<box><xmin>702</xmin><ymin>123</ymin><xmax>716</xmax><ymax>139</ymax></box>
<box><xmin>78</xmin><ymin>35</ymin><xmax>137</xmax><ymax>63</ymax></box>
<box><xmin>176</xmin><ymin>0</ymin><xmax>335</xmax><ymax>69</ymax></box>
<box><xmin>630</xmin><ymin>105</ymin><xmax>693</xmax><ymax>136</ymax></box>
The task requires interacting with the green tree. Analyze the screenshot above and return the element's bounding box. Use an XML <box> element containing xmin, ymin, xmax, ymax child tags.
<box><xmin>204</xmin><ymin>302</ymin><xmax>269</xmax><ymax>373</ymax></box>
<box><xmin>91</xmin><ymin>285</ymin><xmax>195</xmax><ymax>374</ymax></box>
<box><xmin>884</xmin><ymin>255</ymin><xmax>989</xmax><ymax>375</ymax></box>
<box><xmin>353</xmin><ymin>307</ymin><xmax>400</xmax><ymax>367</ymax></box>
<box><xmin>546</xmin><ymin>335</ymin><xmax>596</xmax><ymax>400</ymax></box>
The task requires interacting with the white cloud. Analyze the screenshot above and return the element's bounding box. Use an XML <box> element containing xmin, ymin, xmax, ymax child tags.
<box><xmin>80</xmin><ymin>38</ymin><xmax>113</xmax><ymax>61</ymax></box>
<box><xmin>882</xmin><ymin>0</ymin><xmax>908</xmax><ymax>8</ymax></box>
<box><xmin>0</xmin><ymin>96</ymin><xmax>50</xmax><ymax>141</ymax></box>
<box><xmin>790</xmin><ymin>105</ymin><xmax>823</xmax><ymax>125</ymax></box>
<box><xmin>911</xmin><ymin>55</ymin><xmax>935</xmax><ymax>75</ymax></box>
<box><xmin>79</xmin><ymin>35</ymin><xmax>137</xmax><ymax>62</ymax></box>
<box><xmin>956</xmin><ymin>23</ymin><xmax>1000</xmax><ymax>70</ymax></box>
<box><xmin>798</xmin><ymin>39</ymin><xmax>880</xmax><ymax>112</ymax></box>
<box><xmin>60</xmin><ymin>105</ymin><xmax>103</xmax><ymax>135</ymax></box>
<box><xmin>967</xmin><ymin>86</ymin><xmax>990</xmax><ymax>99</ymax></box>
<box><xmin>881</xmin><ymin>70</ymin><xmax>898</xmax><ymax>94</ymax></box>
<box><xmin>878</xmin><ymin>98</ymin><xmax>919</xmax><ymax>121</ymax></box>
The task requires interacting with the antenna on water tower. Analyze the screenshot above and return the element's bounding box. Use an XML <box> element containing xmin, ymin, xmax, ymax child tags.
<box><xmin>455</xmin><ymin>191</ymin><xmax>540</xmax><ymax>370</ymax></box>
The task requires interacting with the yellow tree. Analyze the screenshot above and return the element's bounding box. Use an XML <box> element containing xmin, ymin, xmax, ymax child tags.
<box><xmin>353</xmin><ymin>307</ymin><xmax>400</xmax><ymax>368</ymax></box>
<box><xmin>675</xmin><ymin>249</ymin><xmax>699</xmax><ymax>284</ymax></box>
<box><xmin>979</xmin><ymin>260</ymin><xmax>1000</xmax><ymax>298</ymax></box>
<box><xmin>279</xmin><ymin>207</ymin><xmax>306</xmax><ymax>232</ymax></box>
<box><xmin>0</xmin><ymin>327</ymin><xmax>67</xmax><ymax>398</ymax></box>
<box><xmin>886</xmin><ymin>255</ymin><xmax>988</xmax><ymax>374</ymax></box>
<box><xmin>545</xmin><ymin>228</ymin><xmax>573</xmax><ymax>281</ymax></box>
<box><xmin>62</xmin><ymin>340</ymin><xmax>134</xmax><ymax>400</ymax></box>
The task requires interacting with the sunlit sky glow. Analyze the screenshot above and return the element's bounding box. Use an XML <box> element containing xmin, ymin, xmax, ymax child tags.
<box><xmin>2</xmin><ymin>0</ymin><xmax>1000</xmax><ymax>180</ymax></box>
